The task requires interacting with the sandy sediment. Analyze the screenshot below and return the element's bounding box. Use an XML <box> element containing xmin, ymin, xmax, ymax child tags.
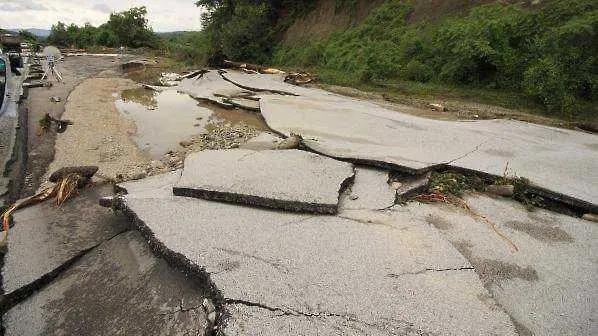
<box><xmin>44</xmin><ymin>77</ymin><xmax>149</xmax><ymax>182</ymax></box>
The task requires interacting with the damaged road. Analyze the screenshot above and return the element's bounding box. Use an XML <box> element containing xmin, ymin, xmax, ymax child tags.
<box><xmin>2</xmin><ymin>57</ymin><xmax>597</xmax><ymax>336</ymax></box>
<box><xmin>113</xmin><ymin>172</ymin><xmax>517</xmax><ymax>335</ymax></box>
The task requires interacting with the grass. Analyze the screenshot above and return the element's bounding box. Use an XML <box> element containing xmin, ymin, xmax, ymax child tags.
<box><xmin>297</xmin><ymin>65</ymin><xmax>597</xmax><ymax>128</ymax></box>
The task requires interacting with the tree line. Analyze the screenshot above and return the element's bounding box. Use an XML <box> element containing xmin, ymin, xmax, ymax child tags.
<box><xmin>46</xmin><ymin>7</ymin><xmax>158</xmax><ymax>49</ymax></box>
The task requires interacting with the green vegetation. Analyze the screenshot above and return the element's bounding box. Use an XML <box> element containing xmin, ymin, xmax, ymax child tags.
<box><xmin>39</xmin><ymin>1</ymin><xmax>597</xmax><ymax>120</ymax></box>
<box><xmin>271</xmin><ymin>0</ymin><xmax>598</xmax><ymax>119</ymax></box>
<box><xmin>159</xmin><ymin>31</ymin><xmax>210</xmax><ymax>65</ymax></box>
<box><xmin>47</xmin><ymin>7</ymin><xmax>158</xmax><ymax>49</ymax></box>
<box><xmin>17</xmin><ymin>30</ymin><xmax>39</xmax><ymax>44</ymax></box>
<box><xmin>427</xmin><ymin>171</ymin><xmax>488</xmax><ymax>197</ymax></box>
<box><xmin>195</xmin><ymin>0</ymin><xmax>316</xmax><ymax>64</ymax></box>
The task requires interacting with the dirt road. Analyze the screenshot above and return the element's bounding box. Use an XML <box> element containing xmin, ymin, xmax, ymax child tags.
<box><xmin>19</xmin><ymin>56</ymin><xmax>119</xmax><ymax>197</ymax></box>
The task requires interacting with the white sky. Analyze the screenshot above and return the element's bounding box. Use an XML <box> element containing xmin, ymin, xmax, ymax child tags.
<box><xmin>0</xmin><ymin>0</ymin><xmax>206</xmax><ymax>32</ymax></box>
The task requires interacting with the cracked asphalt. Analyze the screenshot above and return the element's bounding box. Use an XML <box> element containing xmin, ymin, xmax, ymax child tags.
<box><xmin>1</xmin><ymin>61</ymin><xmax>596</xmax><ymax>335</ymax></box>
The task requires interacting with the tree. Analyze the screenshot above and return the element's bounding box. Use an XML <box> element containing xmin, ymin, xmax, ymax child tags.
<box><xmin>47</xmin><ymin>22</ymin><xmax>68</xmax><ymax>46</ymax></box>
<box><xmin>105</xmin><ymin>6</ymin><xmax>157</xmax><ymax>48</ymax></box>
<box><xmin>18</xmin><ymin>30</ymin><xmax>38</xmax><ymax>43</ymax></box>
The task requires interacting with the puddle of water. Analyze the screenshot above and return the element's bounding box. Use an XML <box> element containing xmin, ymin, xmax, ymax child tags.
<box><xmin>198</xmin><ymin>101</ymin><xmax>270</xmax><ymax>132</ymax></box>
<box><xmin>120</xmin><ymin>87</ymin><xmax>157</xmax><ymax>108</ymax></box>
<box><xmin>115</xmin><ymin>89</ymin><xmax>212</xmax><ymax>158</ymax></box>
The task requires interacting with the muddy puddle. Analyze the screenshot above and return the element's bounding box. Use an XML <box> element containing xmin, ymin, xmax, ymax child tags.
<box><xmin>116</xmin><ymin>88</ymin><xmax>212</xmax><ymax>158</ymax></box>
<box><xmin>198</xmin><ymin>101</ymin><xmax>270</xmax><ymax>132</ymax></box>
<box><xmin>115</xmin><ymin>87</ymin><xmax>272</xmax><ymax>159</ymax></box>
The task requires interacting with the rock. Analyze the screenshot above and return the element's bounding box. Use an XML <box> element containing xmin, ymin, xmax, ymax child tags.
<box><xmin>129</xmin><ymin>170</ymin><xmax>147</xmax><ymax>180</ymax></box>
<box><xmin>149</xmin><ymin>160</ymin><xmax>165</xmax><ymax>170</ymax></box>
<box><xmin>582</xmin><ymin>213</ymin><xmax>598</xmax><ymax>222</ymax></box>
<box><xmin>98</xmin><ymin>196</ymin><xmax>114</xmax><ymax>207</ymax></box>
<box><xmin>202</xmin><ymin>298</ymin><xmax>216</xmax><ymax>314</ymax></box>
<box><xmin>487</xmin><ymin>184</ymin><xmax>515</xmax><ymax>197</ymax></box>
<box><xmin>276</xmin><ymin>133</ymin><xmax>301</xmax><ymax>149</ymax></box>
<box><xmin>429</xmin><ymin>103</ymin><xmax>447</xmax><ymax>112</ymax></box>
<box><xmin>179</xmin><ymin>140</ymin><xmax>193</xmax><ymax>148</ymax></box>
<box><xmin>240</xmin><ymin>133</ymin><xmax>283</xmax><ymax>150</ymax></box>
<box><xmin>391</xmin><ymin>181</ymin><xmax>403</xmax><ymax>190</ymax></box>
<box><xmin>392</xmin><ymin>172</ymin><xmax>431</xmax><ymax>198</ymax></box>
<box><xmin>207</xmin><ymin>312</ymin><xmax>217</xmax><ymax>324</ymax></box>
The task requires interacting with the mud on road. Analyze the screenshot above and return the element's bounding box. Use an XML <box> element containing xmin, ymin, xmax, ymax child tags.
<box><xmin>17</xmin><ymin>56</ymin><xmax>119</xmax><ymax>198</ymax></box>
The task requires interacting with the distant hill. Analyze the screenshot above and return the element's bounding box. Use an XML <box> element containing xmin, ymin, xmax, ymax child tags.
<box><xmin>156</xmin><ymin>31</ymin><xmax>194</xmax><ymax>37</ymax></box>
<box><xmin>7</xmin><ymin>28</ymin><xmax>51</xmax><ymax>38</ymax></box>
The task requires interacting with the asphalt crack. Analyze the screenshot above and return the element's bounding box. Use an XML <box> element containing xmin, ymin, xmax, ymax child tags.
<box><xmin>225</xmin><ymin>298</ymin><xmax>430</xmax><ymax>334</ymax></box>
<box><xmin>1</xmin><ymin>228</ymin><xmax>131</xmax><ymax>313</ymax></box>
<box><xmin>225</xmin><ymin>298</ymin><xmax>357</xmax><ymax>319</ymax></box>
<box><xmin>446</xmin><ymin>139</ymin><xmax>490</xmax><ymax>164</ymax></box>
<box><xmin>387</xmin><ymin>266</ymin><xmax>475</xmax><ymax>278</ymax></box>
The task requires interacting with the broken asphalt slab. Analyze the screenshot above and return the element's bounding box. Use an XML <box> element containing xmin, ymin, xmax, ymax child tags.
<box><xmin>173</xmin><ymin>149</ymin><xmax>354</xmax><ymax>214</ymax></box>
<box><xmin>1</xmin><ymin>184</ymin><xmax>129</xmax><ymax>301</ymax></box>
<box><xmin>116</xmin><ymin>169</ymin><xmax>182</xmax><ymax>198</ymax></box>
<box><xmin>259</xmin><ymin>94</ymin><xmax>598</xmax><ymax>210</ymax></box>
<box><xmin>176</xmin><ymin>70</ymin><xmax>254</xmax><ymax>106</ymax></box>
<box><xmin>338</xmin><ymin>167</ymin><xmax>395</xmax><ymax>211</ymax></box>
<box><xmin>412</xmin><ymin>195</ymin><xmax>598</xmax><ymax>335</ymax></box>
<box><xmin>220</xmin><ymin>71</ymin><xmax>311</xmax><ymax>96</ymax></box>
<box><xmin>113</xmin><ymin>176</ymin><xmax>518</xmax><ymax>334</ymax></box>
<box><xmin>3</xmin><ymin>230</ymin><xmax>209</xmax><ymax>336</ymax></box>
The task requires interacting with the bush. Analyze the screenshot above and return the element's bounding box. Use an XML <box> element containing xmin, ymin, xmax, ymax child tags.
<box><xmin>404</xmin><ymin>60</ymin><xmax>432</xmax><ymax>83</ymax></box>
<box><xmin>272</xmin><ymin>0</ymin><xmax>597</xmax><ymax>116</ymax></box>
<box><xmin>523</xmin><ymin>58</ymin><xmax>567</xmax><ymax>111</ymax></box>
<box><xmin>203</xmin><ymin>0</ymin><xmax>598</xmax><ymax>116</ymax></box>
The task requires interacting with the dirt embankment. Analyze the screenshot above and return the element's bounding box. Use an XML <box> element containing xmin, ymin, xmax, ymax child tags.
<box><xmin>282</xmin><ymin>0</ymin><xmax>540</xmax><ymax>45</ymax></box>
<box><xmin>282</xmin><ymin>0</ymin><xmax>384</xmax><ymax>45</ymax></box>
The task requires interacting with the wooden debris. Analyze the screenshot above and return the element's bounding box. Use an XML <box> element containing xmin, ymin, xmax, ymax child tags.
<box><xmin>49</xmin><ymin>165</ymin><xmax>99</xmax><ymax>184</ymax></box>
<box><xmin>1</xmin><ymin>166</ymin><xmax>98</xmax><ymax>248</ymax></box>
<box><xmin>429</xmin><ymin>103</ymin><xmax>447</xmax><ymax>112</ymax></box>
<box><xmin>223</xmin><ymin>60</ymin><xmax>285</xmax><ymax>75</ymax></box>
<box><xmin>284</xmin><ymin>72</ymin><xmax>317</xmax><ymax>85</ymax></box>
<box><xmin>582</xmin><ymin>213</ymin><xmax>598</xmax><ymax>222</ymax></box>
<box><xmin>38</xmin><ymin>113</ymin><xmax>73</xmax><ymax>134</ymax></box>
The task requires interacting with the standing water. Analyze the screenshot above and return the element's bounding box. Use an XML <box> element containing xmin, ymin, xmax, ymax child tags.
<box><xmin>115</xmin><ymin>88</ymin><xmax>212</xmax><ymax>158</ymax></box>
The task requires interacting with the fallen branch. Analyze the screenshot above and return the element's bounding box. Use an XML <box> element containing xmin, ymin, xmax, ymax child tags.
<box><xmin>37</xmin><ymin>113</ymin><xmax>73</xmax><ymax>135</ymax></box>
<box><xmin>223</xmin><ymin>60</ymin><xmax>285</xmax><ymax>75</ymax></box>
<box><xmin>0</xmin><ymin>167</ymin><xmax>98</xmax><ymax>248</ymax></box>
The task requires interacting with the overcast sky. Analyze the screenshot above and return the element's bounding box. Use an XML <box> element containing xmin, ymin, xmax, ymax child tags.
<box><xmin>0</xmin><ymin>0</ymin><xmax>205</xmax><ymax>31</ymax></box>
